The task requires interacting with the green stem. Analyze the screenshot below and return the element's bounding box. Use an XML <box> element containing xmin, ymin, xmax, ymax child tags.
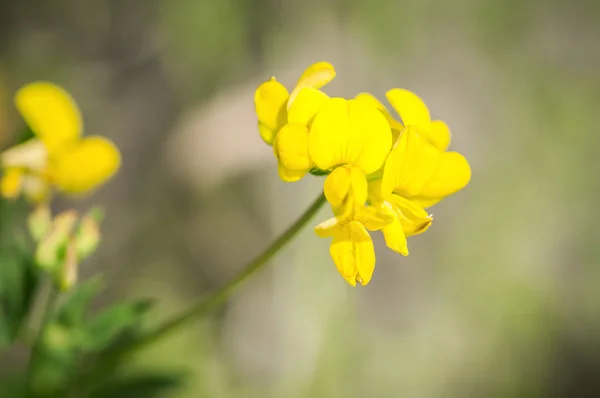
<box><xmin>148</xmin><ymin>191</ymin><xmax>326</xmax><ymax>340</ymax></box>
<box><xmin>26</xmin><ymin>278</ymin><xmax>58</xmax><ymax>392</ymax></box>
<box><xmin>83</xmin><ymin>191</ymin><xmax>327</xmax><ymax>378</ymax></box>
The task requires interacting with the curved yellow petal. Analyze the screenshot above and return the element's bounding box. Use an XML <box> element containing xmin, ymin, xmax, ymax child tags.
<box><xmin>323</xmin><ymin>166</ymin><xmax>367</xmax><ymax>209</ymax></box>
<box><xmin>314</xmin><ymin>217</ymin><xmax>342</xmax><ymax>238</ymax></box>
<box><xmin>1</xmin><ymin>168</ymin><xmax>23</xmax><ymax>199</ymax></box>
<box><xmin>329</xmin><ymin>221</ymin><xmax>375</xmax><ymax>286</ymax></box>
<box><xmin>381</xmin><ymin>212</ymin><xmax>408</xmax><ymax>255</ymax></box>
<box><xmin>356</xmin><ymin>205</ymin><xmax>394</xmax><ymax>231</ymax></box>
<box><xmin>254</xmin><ymin>78</ymin><xmax>289</xmax><ymax>144</ymax></box>
<box><xmin>392</xmin><ymin>195</ymin><xmax>432</xmax><ymax>237</ymax></box>
<box><xmin>381</xmin><ymin>127</ymin><xmax>440</xmax><ymax>198</ymax></box>
<box><xmin>426</xmin><ymin>120</ymin><xmax>451</xmax><ymax>151</ymax></box>
<box><xmin>1</xmin><ymin>139</ymin><xmax>48</xmax><ymax>171</ymax></box>
<box><xmin>309</xmin><ymin>98</ymin><xmax>391</xmax><ymax>174</ymax></box>
<box><xmin>277</xmin><ymin>164</ymin><xmax>307</xmax><ymax>182</ymax></box>
<box><xmin>287</xmin><ymin>88</ymin><xmax>329</xmax><ymax>126</ymax></box>
<box><xmin>411</xmin><ymin>197</ymin><xmax>442</xmax><ymax>209</ymax></box>
<box><xmin>416</xmin><ymin>151</ymin><xmax>471</xmax><ymax>200</ymax></box>
<box><xmin>15</xmin><ymin>82</ymin><xmax>82</xmax><ymax>154</ymax></box>
<box><xmin>355</xmin><ymin>92</ymin><xmax>404</xmax><ymax>132</ymax></box>
<box><xmin>258</xmin><ymin>123</ymin><xmax>277</xmax><ymax>146</ymax></box>
<box><xmin>386</xmin><ymin>88</ymin><xmax>430</xmax><ymax>127</ymax></box>
<box><xmin>51</xmin><ymin>136</ymin><xmax>120</xmax><ymax>194</ymax></box>
<box><xmin>288</xmin><ymin>62</ymin><xmax>335</xmax><ymax>108</ymax></box>
<box><xmin>274</xmin><ymin>124</ymin><xmax>313</xmax><ymax>175</ymax></box>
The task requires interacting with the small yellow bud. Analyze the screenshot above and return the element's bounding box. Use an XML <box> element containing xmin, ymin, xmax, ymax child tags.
<box><xmin>59</xmin><ymin>239</ymin><xmax>78</xmax><ymax>291</ymax></box>
<box><xmin>75</xmin><ymin>211</ymin><xmax>101</xmax><ymax>261</ymax></box>
<box><xmin>35</xmin><ymin>210</ymin><xmax>78</xmax><ymax>272</ymax></box>
<box><xmin>27</xmin><ymin>204</ymin><xmax>52</xmax><ymax>241</ymax></box>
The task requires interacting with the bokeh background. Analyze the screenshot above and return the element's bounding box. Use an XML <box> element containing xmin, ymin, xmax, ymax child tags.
<box><xmin>1</xmin><ymin>0</ymin><xmax>600</xmax><ymax>396</ymax></box>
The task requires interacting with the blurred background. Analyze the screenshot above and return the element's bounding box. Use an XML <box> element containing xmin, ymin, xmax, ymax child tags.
<box><xmin>1</xmin><ymin>0</ymin><xmax>600</xmax><ymax>396</ymax></box>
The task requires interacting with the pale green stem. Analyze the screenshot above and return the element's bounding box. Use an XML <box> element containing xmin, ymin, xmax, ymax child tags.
<box><xmin>79</xmin><ymin>191</ymin><xmax>327</xmax><ymax>381</ymax></box>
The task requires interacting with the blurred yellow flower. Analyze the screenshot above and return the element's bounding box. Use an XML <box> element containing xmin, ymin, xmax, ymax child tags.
<box><xmin>0</xmin><ymin>82</ymin><xmax>120</xmax><ymax>202</ymax></box>
<box><xmin>254</xmin><ymin>62</ymin><xmax>335</xmax><ymax>181</ymax></box>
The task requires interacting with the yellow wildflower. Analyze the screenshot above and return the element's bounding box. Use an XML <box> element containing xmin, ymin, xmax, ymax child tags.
<box><xmin>308</xmin><ymin>97</ymin><xmax>393</xmax><ymax>286</ymax></box>
<box><xmin>254</xmin><ymin>62</ymin><xmax>335</xmax><ymax>182</ymax></box>
<box><xmin>0</xmin><ymin>82</ymin><xmax>120</xmax><ymax>202</ymax></box>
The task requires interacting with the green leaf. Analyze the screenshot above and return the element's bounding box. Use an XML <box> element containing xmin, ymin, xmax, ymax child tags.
<box><xmin>0</xmin><ymin>245</ymin><xmax>40</xmax><ymax>347</ymax></box>
<box><xmin>54</xmin><ymin>276</ymin><xmax>104</xmax><ymax>327</ymax></box>
<box><xmin>86</xmin><ymin>372</ymin><xmax>184</xmax><ymax>398</ymax></box>
<box><xmin>79</xmin><ymin>300</ymin><xmax>154</xmax><ymax>352</ymax></box>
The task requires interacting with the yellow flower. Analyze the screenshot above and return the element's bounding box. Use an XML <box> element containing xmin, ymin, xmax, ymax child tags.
<box><xmin>314</xmin><ymin>209</ymin><xmax>390</xmax><ymax>287</ymax></box>
<box><xmin>371</xmin><ymin>126</ymin><xmax>471</xmax><ymax>255</ymax></box>
<box><xmin>307</xmin><ymin>98</ymin><xmax>393</xmax><ymax>286</ymax></box>
<box><xmin>254</xmin><ymin>62</ymin><xmax>335</xmax><ymax>182</ymax></box>
<box><xmin>0</xmin><ymin>82</ymin><xmax>120</xmax><ymax>202</ymax></box>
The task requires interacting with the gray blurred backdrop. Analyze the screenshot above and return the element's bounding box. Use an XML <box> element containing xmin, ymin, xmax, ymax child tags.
<box><xmin>1</xmin><ymin>0</ymin><xmax>599</xmax><ymax>396</ymax></box>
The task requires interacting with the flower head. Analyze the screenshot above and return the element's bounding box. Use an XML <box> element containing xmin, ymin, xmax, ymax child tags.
<box><xmin>0</xmin><ymin>82</ymin><xmax>120</xmax><ymax>202</ymax></box>
<box><xmin>254</xmin><ymin>63</ymin><xmax>472</xmax><ymax>287</ymax></box>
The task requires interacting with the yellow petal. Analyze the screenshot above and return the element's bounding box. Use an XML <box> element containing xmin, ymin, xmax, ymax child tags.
<box><xmin>386</xmin><ymin>88</ymin><xmax>430</xmax><ymax>127</ymax></box>
<box><xmin>22</xmin><ymin>175</ymin><xmax>51</xmax><ymax>203</ymax></box>
<box><xmin>381</xmin><ymin>209</ymin><xmax>409</xmax><ymax>255</ymax></box>
<box><xmin>426</xmin><ymin>120</ymin><xmax>451</xmax><ymax>151</ymax></box>
<box><xmin>274</xmin><ymin>124</ymin><xmax>312</xmax><ymax>174</ymax></box>
<box><xmin>1</xmin><ymin>168</ymin><xmax>23</xmax><ymax>199</ymax></box>
<box><xmin>254</xmin><ymin>78</ymin><xmax>289</xmax><ymax>144</ymax></box>
<box><xmin>314</xmin><ymin>216</ymin><xmax>342</xmax><ymax>238</ymax></box>
<box><xmin>382</xmin><ymin>126</ymin><xmax>440</xmax><ymax>198</ymax></box>
<box><xmin>258</xmin><ymin>122</ymin><xmax>277</xmax><ymax>146</ymax></box>
<box><xmin>329</xmin><ymin>222</ymin><xmax>375</xmax><ymax>286</ymax></box>
<box><xmin>277</xmin><ymin>164</ymin><xmax>307</xmax><ymax>182</ymax></box>
<box><xmin>367</xmin><ymin>180</ymin><xmax>385</xmax><ymax>205</ymax></box>
<box><xmin>15</xmin><ymin>82</ymin><xmax>82</xmax><ymax>154</ymax></box>
<box><xmin>355</xmin><ymin>92</ymin><xmax>404</xmax><ymax>132</ymax></box>
<box><xmin>355</xmin><ymin>205</ymin><xmax>394</xmax><ymax>231</ymax></box>
<box><xmin>51</xmin><ymin>136</ymin><xmax>120</xmax><ymax>194</ymax></box>
<box><xmin>287</xmin><ymin>88</ymin><xmax>329</xmax><ymax>126</ymax></box>
<box><xmin>391</xmin><ymin>195</ymin><xmax>432</xmax><ymax>237</ymax></box>
<box><xmin>411</xmin><ymin>197</ymin><xmax>442</xmax><ymax>209</ymax></box>
<box><xmin>309</xmin><ymin>98</ymin><xmax>392</xmax><ymax>174</ymax></box>
<box><xmin>288</xmin><ymin>62</ymin><xmax>335</xmax><ymax>108</ymax></box>
<box><xmin>1</xmin><ymin>139</ymin><xmax>48</xmax><ymax>171</ymax></box>
<box><xmin>323</xmin><ymin>166</ymin><xmax>367</xmax><ymax>209</ymax></box>
<box><xmin>416</xmin><ymin>151</ymin><xmax>471</xmax><ymax>200</ymax></box>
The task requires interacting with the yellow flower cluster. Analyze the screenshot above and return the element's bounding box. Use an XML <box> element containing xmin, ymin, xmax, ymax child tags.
<box><xmin>0</xmin><ymin>82</ymin><xmax>120</xmax><ymax>203</ymax></box>
<box><xmin>255</xmin><ymin>62</ymin><xmax>471</xmax><ymax>286</ymax></box>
